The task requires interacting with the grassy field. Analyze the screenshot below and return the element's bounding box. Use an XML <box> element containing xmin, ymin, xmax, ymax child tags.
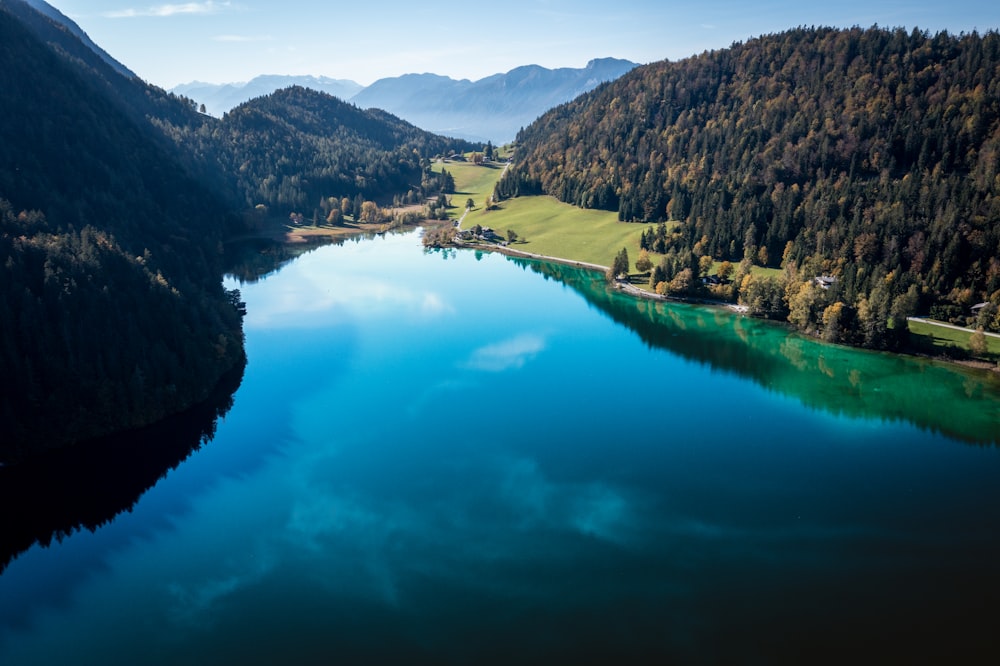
<box><xmin>435</xmin><ymin>159</ymin><xmax>790</xmax><ymax>275</ymax></box>
<box><xmin>467</xmin><ymin>195</ymin><xmax>656</xmax><ymax>268</ymax></box>
<box><xmin>906</xmin><ymin>319</ymin><xmax>1000</xmax><ymax>361</ymax></box>
<box><xmin>433</xmin><ymin>161</ymin><xmax>505</xmax><ymax>216</ymax></box>
<box><xmin>432</xmin><ymin>160</ymin><xmax>651</xmax><ymax>267</ymax></box>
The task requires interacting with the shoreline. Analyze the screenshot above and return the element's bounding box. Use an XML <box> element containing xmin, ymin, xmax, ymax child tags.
<box><xmin>451</xmin><ymin>238</ymin><xmax>999</xmax><ymax>374</ymax></box>
<box><xmin>455</xmin><ymin>239</ymin><xmax>749</xmax><ymax>313</ymax></box>
<box><xmin>250</xmin><ymin>223</ymin><xmax>997</xmax><ymax>376</ymax></box>
<box><xmin>232</xmin><ymin>220</ymin><xmax>398</xmax><ymax>244</ymax></box>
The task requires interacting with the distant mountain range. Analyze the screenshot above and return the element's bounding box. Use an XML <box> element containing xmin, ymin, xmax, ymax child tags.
<box><xmin>172</xmin><ymin>76</ymin><xmax>364</xmax><ymax>118</ymax></box>
<box><xmin>171</xmin><ymin>58</ymin><xmax>638</xmax><ymax>143</ymax></box>
<box><xmin>23</xmin><ymin>0</ymin><xmax>636</xmax><ymax>144</ymax></box>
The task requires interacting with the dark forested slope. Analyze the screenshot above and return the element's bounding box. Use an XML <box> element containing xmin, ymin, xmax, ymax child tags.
<box><xmin>0</xmin><ymin>5</ymin><xmax>244</xmax><ymax>459</ymax></box>
<box><xmin>498</xmin><ymin>27</ymin><xmax>1000</xmax><ymax>346</ymax></box>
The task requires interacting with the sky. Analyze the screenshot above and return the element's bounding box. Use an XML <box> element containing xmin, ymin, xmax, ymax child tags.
<box><xmin>41</xmin><ymin>0</ymin><xmax>1000</xmax><ymax>89</ymax></box>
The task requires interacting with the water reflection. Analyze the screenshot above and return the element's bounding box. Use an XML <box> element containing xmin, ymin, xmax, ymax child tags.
<box><xmin>3</xmin><ymin>233</ymin><xmax>999</xmax><ymax>665</ymax></box>
<box><xmin>464</xmin><ymin>333</ymin><xmax>547</xmax><ymax>372</ymax></box>
<box><xmin>510</xmin><ymin>257</ymin><xmax>1000</xmax><ymax>445</ymax></box>
<box><xmin>224</xmin><ymin>237</ymin><xmax>332</xmax><ymax>284</ymax></box>
<box><xmin>0</xmin><ymin>360</ymin><xmax>244</xmax><ymax>575</ymax></box>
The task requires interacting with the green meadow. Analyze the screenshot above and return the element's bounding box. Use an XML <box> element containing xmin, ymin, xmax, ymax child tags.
<box><xmin>906</xmin><ymin>318</ymin><xmax>1000</xmax><ymax>361</ymax></box>
<box><xmin>436</xmin><ymin>160</ymin><xmax>652</xmax><ymax>268</ymax></box>
<box><xmin>436</xmin><ymin>159</ymin><xmax>789</xmax><ymax>275</ymax></box>
<box><xmin>468</xmin><ymin>195</ymin><xmax>655</xmax><ymax>268</ymax></box>
<box><xmin>438</xmin><ymin>161</ymin><xmax>506</xmax><ymax>208</ymax></box>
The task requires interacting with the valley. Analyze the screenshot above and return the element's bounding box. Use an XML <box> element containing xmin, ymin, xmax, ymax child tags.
<box><xmin>3</xmin><ymin>2</ymin><xmax>1000</xmax><ymax>663</ymax></box>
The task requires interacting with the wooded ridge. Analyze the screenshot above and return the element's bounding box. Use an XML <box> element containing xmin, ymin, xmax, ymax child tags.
<box><xmin>497</xmin><ymin>26</ymin><xmax>1000</xmax><ymax>349</ymax></box>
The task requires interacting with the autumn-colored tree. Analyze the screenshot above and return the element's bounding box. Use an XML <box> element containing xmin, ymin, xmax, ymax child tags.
<box><xmin>668</xmin><ymin>268</ymin><xmax>694</xmax><ymax>294</ymax></box>
<box><xmin>969</xmin><ymin>328</ymin><xmax>988</xmax><ymax>357</ymax></box>
<box><xmin>822</xmin><ymin>302</ymin><xmax>847</xmax><ymax>342</ymax></box>
<box><xmin>787</xmin><ymin>281</ymin><xmax>823</xmax><ymax>334</ymax></box>
<box><xmin>635</xmin><ymin>249</ymin><xmax>653</xmax><ymax>273</ymax></box>
<box><xmin>698</xmin><ymin>255</ymin><xmax>714</xmax><ymax>278</ymax></box>
<box><xmin>359</xmin><ymin>201</ymin><xmax>380</xmax><ymax>223</ymax></box>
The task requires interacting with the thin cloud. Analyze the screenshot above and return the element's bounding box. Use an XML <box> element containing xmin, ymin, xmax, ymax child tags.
<box><xmin>104</xmin><ymin>1</ymin><xmax>233</xmax><ymax>18</ymax></box>
<box><xmin>213</xmin><ymin>34</ymin><xmax>273</xmax><ymax>43</ymax></box>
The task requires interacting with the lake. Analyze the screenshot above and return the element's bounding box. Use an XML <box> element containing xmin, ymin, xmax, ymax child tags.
<box><xmin>2</xmin><ymin>228</ymin><xmax>999</xmax><ymax>664</ymax></box>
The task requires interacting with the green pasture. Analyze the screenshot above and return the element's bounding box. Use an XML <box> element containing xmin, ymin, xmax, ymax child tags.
<box><xmin>907</xmin><ymin>318</ymin><xmax>1000</xmax><ymax>360</ymax></box>
<box><xmin>466</xmin><ymin>194</ymin><xmax>654</xmax><ymax>268</ymax></box>
<box><xmin>433</xmin><ymin>159</ymin><xmax>792</xmax><ymax>276</ymax></box>
<box><xmin>433</xmin><ymin>161</ymin><xmax>505</xmax><ymax>215</ymax></box>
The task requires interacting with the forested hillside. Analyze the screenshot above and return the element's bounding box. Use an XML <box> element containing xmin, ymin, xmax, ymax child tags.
<box><xmin>497</xmin><ymin>27</ymin><xmax>1000</xmax><ymax>348</ymax></box>
<box><xmin>0</xmin><ymin>2</ymin><xmax>469</xmax><ymax>459</ymax></box>
<box><xmin>0</xmin><ymin>5</ymin><xmax>244</xmax><ymax>458</ymax></box>
<box><xmin>159</xmin><ymin>86</ymin><xmax>475</xmax><ymax>213</ymax></box>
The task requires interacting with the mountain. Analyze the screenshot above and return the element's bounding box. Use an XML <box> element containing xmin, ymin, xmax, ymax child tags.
<box><xmin>171</xmin><ymin>58</ymin><xmax>638</xmax><ymax>144</ymax></box>
<box><xmin>172</xmin><ymin>75</ymin><xmax>364</xmax><ymax>117</ymax></box>
<box><xmin>16</xmin><ymin>0</ymin><xmax>136</xmax><ymax>78</ymax></box>
<box><xmin>351</xmin><ymin>58</ymin><xmax>638</xmax><ymax>143</ymax></box>
<box><xmin>0</xmin><ymin>2</ymin><xmax>245</xmax><ymax>458</ymax></box>
<box><xmin>206</xmin><ymin>86</ymin><xmax>475</xmax><ymax>211</ymax></box>
<box><xmin>497</xmin><ymin>27</ymin><xmax>1000</xmax><ymax>349</ymax></box>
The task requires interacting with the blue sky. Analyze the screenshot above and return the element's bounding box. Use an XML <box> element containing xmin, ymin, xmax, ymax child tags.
<box><xmin>43</xmin><ymin>1</ymin><xmax>999</xmax><ymax>88</ymax></box>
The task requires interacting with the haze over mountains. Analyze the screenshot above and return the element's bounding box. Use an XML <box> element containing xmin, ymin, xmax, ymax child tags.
<box><xmin>13</xmin><ymin>0</ymin><xmax>636</xmax><ymax>144</ymax></box>
<box><xmin>171</xmin><ymin>58</ymin><xmax>638</xmax><ymax>143</ymax></box>
<box><xmin>172</xmin><ymin>76</ymin><xmax>364</xmax><ymax>119</ymax></box>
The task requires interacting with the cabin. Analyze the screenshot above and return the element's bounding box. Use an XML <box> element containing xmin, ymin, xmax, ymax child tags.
<box><xmin>814</xmin><ymin>275</ymin><xmax>838</xmax><ymax>289</ymax></box>
<box><xmin>701</xmin><ymin>275</ymin><xmax>732</xmax><ymax>286</ymax></box>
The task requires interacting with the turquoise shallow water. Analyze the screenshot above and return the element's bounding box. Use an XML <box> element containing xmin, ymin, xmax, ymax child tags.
<box><xmin>2</xmin><ymin>230</ymin><xmax>999</xmax><ymax>664</ymax></box>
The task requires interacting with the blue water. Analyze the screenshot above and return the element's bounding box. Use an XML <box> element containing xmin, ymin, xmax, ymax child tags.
<box><xmin>2</xmin><ymin>230</ymin><xmax>999</xmax><ymax>664</ymax></box>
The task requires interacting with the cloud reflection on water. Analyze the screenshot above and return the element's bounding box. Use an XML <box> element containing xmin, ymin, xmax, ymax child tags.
<box><xmin>464</xmin><ymin>333</ymin><xmax>547</xmax><ymax>372</ymax></box>
<box><xmin>245</xmin><ymin>280</ymin><xmax>453</xmax><ymax>328</ymax></box>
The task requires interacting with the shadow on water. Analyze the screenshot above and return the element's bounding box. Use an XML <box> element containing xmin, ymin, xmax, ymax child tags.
<box><xmin>510</xmin><ymin>257</ymin><xmax>1000</xmax><ymax>445</ymax></box>
<box><xmin>224</xmin><ymin>237</ymin><xmax>335</xmax><ymax>284</ymax></box>
<box><xmin>0</xmin><ymin>359</ymin><xmax>245</xmax><ymax>575</ymax></box>
<box><xmin>224</xmin><ymin>229</ymin><xmax>392</xmax><ymax>284</ymax></box>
